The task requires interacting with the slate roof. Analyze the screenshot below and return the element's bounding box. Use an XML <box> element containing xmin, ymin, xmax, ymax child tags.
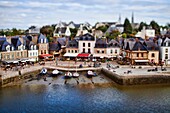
<box><xmin>79</xmin><ymin>33</ymin><xmax>95</xmax><ymax>41</ymax></box>
<box><xmin>38</xmin><ymin>34</ymin><xmax>48</xmax><ymax>43</ymax></box>
<box><xmin>145</xmin><ymin>40</ymin><xmax>159</xmax><ymax>51</ymax></box>
<box><xmin>0</xmin><ymin>37</ymin><xmax>6</xmax><ymax>51</ymax></box>
<box><xmin>57</xmin><ymin>37</ymin><xmax>66</xmax><ymax>46</ymax></box>
<box><xmin>108</xmin><ymin>39</ymin><xmax>120</xmax><ymax>47</ymax></box>
<box><xmin>67</xmin><ymin>39</ymin><xmax>78</xmax><ymax>48</ymax></box>
<box><xmin>11</xmin><ymin>36</ymin><xmax>22</xmax><ymax>50</ymax></box>
<box><xmin>54</xmin><ymin>27</ymin><xmax>67</xmax><ymax>34</ymax></box>
<box><xmin>131</xmin><ymin>41</ymin><xmax>148</xmax><ymax>51</ymax></box>
<box><xmin>49</xmin><ymin>42</ymin><xmax>61</xmax><ymax>51</ymax></box>
<box><xmin>94</xmin><ymin>38</ymin><xmax>107</xmax><ymax>48</ymax></box>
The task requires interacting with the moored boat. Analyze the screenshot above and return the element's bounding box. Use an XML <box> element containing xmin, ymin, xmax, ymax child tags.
<box><xmin>87</xmin><ymin>70</ymin><xmax>95</xmax><ymax>78</ymax></box>
<box><xmin>65</xmin><ymin>72</ymin><xmax>72</xmax><ymax>79</ymax></box>
<box><xmin>51</xmin><ymin>70</ymin><xmax>60</xmax><ymax>76</ymax></box>
<box><xmin>73</xmin><ymin>72</ymin><xmax>79</xmax><ymax>78</ymax></box>
<box><xmin>40</xmin><ymin>68</ymin><xmax>47</xmax><ymax>75</ymax></box>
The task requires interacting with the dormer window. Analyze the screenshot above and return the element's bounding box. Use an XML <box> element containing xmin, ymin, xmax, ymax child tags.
<box><xmin>41</xmin><ymin>39</ymin><xmax>43</xmax><ymax>43</ymax></box>
<box><xmin>6</xmin><ymin>45</ymin><xmax>10</xmax><ymax>52</ymax></box>
<box><xmin>34</xmin><ymin>45</ymin><xmax>36</xmax><ymax>50</ymax></box>
<box><xmin>44</xmin><ymin>39</ymin><xmax>46</xmax><ymax>43</ymax></box>
<box><xmin>31</xmin><ymin>45</ymin><xmax>34</xmax><ymax>50</ymax></box>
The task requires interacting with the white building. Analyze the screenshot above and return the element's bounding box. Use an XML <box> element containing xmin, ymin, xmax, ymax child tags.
<box><xmin>28</xmin><ymin>45</ymin><xmax>39</xmax><ymax>62</ymax></box>
<box><xmin>107</xmin><ymin>40</ymin><xmax>120</xmax><ymax>58</ymax></box>
<box><xmin>159</xmin><ymin>37</ymin><xmax>170</xmax><ymax>65</ymax></box>
<box><xmin>136</xmin><ymin>26</ymin><xmax>155</xmax><ymax>39</ymax></box>
<box><xmin>78</xmin><ymin>33</ymin><xmax>95</xmax><ymax>54</ymax></box>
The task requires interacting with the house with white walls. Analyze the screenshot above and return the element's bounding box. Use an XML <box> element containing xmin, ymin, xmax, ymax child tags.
<box><xmin>159</xmin><ymin>37</ymin><xmax>170</xmax><ymax>65</ymax></box>
<box><xmin>135</xmin><ymin>26</ymin><xmax>155</xmax><ymax>39</ymax></box>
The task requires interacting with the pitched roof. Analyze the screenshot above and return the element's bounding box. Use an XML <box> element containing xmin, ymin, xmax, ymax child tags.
<box><xmin>132</xmin><ymin>41</ymin><xmax>148</xmax><ymax>51</ymax></box>
<box><xmin>79</xmin><ymin>33</ymin><xmax>95</xmax><ymax>41</ymax></box>
<box><xmin>57</xmin><ymin>37</ymin><xmax>66</xmax><ymax>46</ymax></box>
<box><xmin>11</xmin><ymin>36</ymin><xmax>22</xmax><ymax>50</ymax></box>
<box><xmin>49</xmin><ymin>42</ymin><xmax>61</xmax><ymax>51</ymax></box>
<box><xmin>95</xmin><ymin>38</ymin><xmax>107</xmax><ymax>48</ymax></box>
<box><xmin>67</xmin><ymin>39</ymin><xmax>78</xmax><ymax>48</ymax></box>
<box><xmin>38</xmin><ymin>34</ymin><xmax>48</xmax><ymax>43</ymax></box>
<box><xmin>145</xmin><ymin>40</ymin><xmax>159</xmax><ymax>51</ymax></box>
<box><xmin>55</xmin><ymin>27</ymin><xmax>67</xmax><ymax>34</ymax></box>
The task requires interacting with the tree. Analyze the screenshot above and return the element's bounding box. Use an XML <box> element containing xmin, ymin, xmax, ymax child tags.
<box><xmin>123</xmin><ymin>18</ymin><xmax>132</xmax><ymax>35</ymax></box>
<box><xmin>150</xmin><ymin>20</ymin><xmax>160</xmax><ymax>35</ymax></box>
<box><xmin>70</xmin><ymin>28</ymin><xmax>78</xmax><ymax>39</ymax></box>
<box><xmin>138</xmin><ymin>22</ymin><xmax>148</xmax><ymax>31</ymax></box>
<box><xmin>96</xmin><ymin>25</ymin><xmax>109</xmax><ymax>33</ymax></box>
<box><xmin>122</xmin><ymin>33</ymin><xmax>127</xmax><ymax>39</ymax></box>
<box><xmin>40</xmin><ymin>25</ymin><xmax>53</xmax><ymax>37</ymax></box>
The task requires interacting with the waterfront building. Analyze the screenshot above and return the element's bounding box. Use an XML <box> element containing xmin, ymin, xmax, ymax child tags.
<box><xmin>49</xmin><ymin>41</ymin><xmax>61</xmax><ymax>57</ymax></box>
<box><xmin>107</xmin><ymin>39</ymin><xmax>120</xmax><ymax>59</ymax></box>
<box><xmin>78</xmin><ymin>33</ymin><xmax>95</xmax><ymax>54</ymax></box>
<box><xmin>37</xmin><ymin>34</ymin><xmax>49</xmax><ymax>55</ymax></box>
<box><xmin>64</xmin><ymin>39</ymin><xmax>79</xmax><ymax>60</ymax></box>
<box><xmin>145</xmin><ymin>40</ymin><xmax>159</xmax><ymax>64</ymax></box>
<box><xmin>23</xmin><ymin>35</ymin><xmax>39</xmax><ymax>62</ymax></box>
<box><xmin>159</xmin><ymin>37</ymin><xmax>170</xmax><ymax>65</ymax></box>
<box><xmin>124</xmin><ymin>38</ymin><xmax>148</xmax><ymax>65</ymax></box>
<box><xmin>0</xmin><ymin>36</ymin><xmax>27</xmax><ymax>61</ymax></box>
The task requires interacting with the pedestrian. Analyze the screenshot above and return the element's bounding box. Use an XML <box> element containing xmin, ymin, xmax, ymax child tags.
<box><xmin>18</xmin><ymin>70</ymin><xmax>21</xmax><ymax>75</ymax></box>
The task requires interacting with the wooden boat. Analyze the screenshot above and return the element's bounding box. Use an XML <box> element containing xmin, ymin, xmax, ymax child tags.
<box><xmin>64</xmin><ymin>72</ymin><xmax>72</xmax><ymax>79</ymax></box>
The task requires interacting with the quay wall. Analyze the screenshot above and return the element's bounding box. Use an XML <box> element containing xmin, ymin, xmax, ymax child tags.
<box><xmin>102</xmin><ymin>68</ymin><xmax>170</xmax><ymax>85</ymax></box>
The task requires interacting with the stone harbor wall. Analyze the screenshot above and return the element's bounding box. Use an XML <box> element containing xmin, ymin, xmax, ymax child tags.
<box><xmin>101</xmin><ymin>68</ymin><xmax>170</xmax><ymax>85</ymax></box>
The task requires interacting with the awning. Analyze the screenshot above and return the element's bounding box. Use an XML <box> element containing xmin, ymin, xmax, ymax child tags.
<box><xmin>63</xmin><ymin>53</ymin><xmax>79</xmax><ymax>57</ymax></box>
<box><xmin>135</xmin><ymin>60</ymin><xmax>149</xmax><ymax>62</ymax></box>
<box><xmin>93</xmin><ymin>54</ymin><xmax>107</xmax><ymax>58</ymax></box>
<box><xmin>77</xmin><ymin>53</ymin><xmax>90</xmax><ymax>58</ymax></box>
<box><xmin>39</xmin><ymin>54</ymin><xmax>53</xmax><ymax>59</ymax></box>
<box><xmin>4</xmin><ymin>59</ymin><xmax>20</xmax><ymax>64</ymax></box>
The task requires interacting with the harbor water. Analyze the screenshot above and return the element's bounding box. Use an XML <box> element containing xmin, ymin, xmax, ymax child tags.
<box><xmin>0</xmin><ymin>84</ymin><xmax>170</xmax><ymax>113</ymax></box>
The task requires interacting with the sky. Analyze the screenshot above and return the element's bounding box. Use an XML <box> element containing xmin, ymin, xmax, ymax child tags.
<box><xmin>0</xmin><ymin>0</ymin><xmax>170</xmax><ymax>29</ymax></box>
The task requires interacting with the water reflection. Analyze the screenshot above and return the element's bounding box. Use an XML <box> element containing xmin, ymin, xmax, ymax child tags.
<box><xmin>0</xmin><ymin>84</ymin><xmax>170</xmax><ymax>113</ymax></box>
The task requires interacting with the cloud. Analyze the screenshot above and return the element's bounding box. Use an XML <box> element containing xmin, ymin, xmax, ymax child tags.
<box><xmin>0</xmin><ymin>0</ymin><xmax>169</xmax><ymax>29</ymax></box>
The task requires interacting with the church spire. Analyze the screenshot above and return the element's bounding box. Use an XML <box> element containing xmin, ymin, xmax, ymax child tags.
<box><xmin>132</xmin><ymin>12</ymin><xmax>134</xmax><ymax>24</ymax></box>
<box><xmin>118</xmin><ymin>13</ymin><xmax>121</xmax><ymax>24</ymax></box>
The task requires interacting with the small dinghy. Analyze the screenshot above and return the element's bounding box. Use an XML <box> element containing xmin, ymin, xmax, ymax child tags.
<box><xmin>64</xmin><ymin>72</ymin><xmax>72</xmax><ymax>79</ymax></box>
<box><xmin>73</xmin><ymin>72</ymin><xmax>79</xmax><ymax>78</ymax></box>
<box><xmin>87</xmin><ymin>70</ymin><xmax>95</xmax><ymax>78</ymax></box>
<box><xmin>51</xmin><ymin>70</ymin><xmax>60</xmax><ymax>76</ymax></box>
<box><xmin>40</xmin><ymin>68</ymin><xmax>47</xmax><ymax>75</ymax></box>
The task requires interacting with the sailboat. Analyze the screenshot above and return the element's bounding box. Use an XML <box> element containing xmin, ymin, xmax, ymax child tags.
<box><xmin>73</xmin><ymin>63</ymin><xmax>79</xmax><ymax>78</ymax></box>
<box><xmin>51</xmin><ymin>69</ymin><xmax>60</xmax><ymax>76</ymax></box>
<box><xmin>64</xmin><ymin>57</ymin><xmax>72</xmax><ymax>79</ymax></box>
<box><xmin>87</xmin><ymin>70</ymin><xmax>95</xmax><ymax>78</ymax></box>
<box><xmin>40</xmin><ymin>68</ymin><xmax>47</xmax><ymax>75</ymax></box>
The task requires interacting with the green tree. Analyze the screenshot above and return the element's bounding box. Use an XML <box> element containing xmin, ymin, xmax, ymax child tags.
<box><xmin>96</xmin><ymin>25</ymin><xmax>109</xmax><ymax>33</ymax></box>
<box><xmin>150</xmin><ymin>20</ymin><xmax>160</xmax><ymax>35</ymax></box>
<box><xmin>122</xmin><ymin>33</ymin><xmax>127</xmax><ymax>39</ymax></box>
<box><xmin>70</xmin><ymin>28</ymin><xmax>78</xmax><ymax>39</ymax></box>
<box><xmin>123</xmin><ymin>18</ymin><xmax>132</xmax><ymax>35</ymax></box>
<box><xmin>138</xmin><ymin>22</ymin><xmax>148</xmax><ymax>31</ymax></box>
<box><xmin>40</xmin><ymin>25</ymin><xmax>53</xmax><ymax>37</ymax></box>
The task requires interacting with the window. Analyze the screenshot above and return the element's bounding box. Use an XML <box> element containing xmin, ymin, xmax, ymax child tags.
<box><xmin>165</xmin><ymin>49</ymin><xmax>168</xmax><ymax>53</ymax></box>
<box><xmin>44</xmin><ymin>50</ymin><xmax>46</xmax><ymax>54</ymax></box>
<box><xmin>115</xmin><ymin>50</ymin><xmax>117</xmax><ymax>54</ymax></box>
<box><xmin>21</xmin><ymin>52</ymin><xmax>23</xmax><ymax>57</ymax></box>
<box><xmin>102</xmin><ymin>51</ymin><xmax>104</xmax><ymax>53</ymax></box>
<box><xmin>97</xmin><ymin>50</ymin><xmax>99</xmax><ymax>53</ymax></box>
<box><xmin>168</xmin><ymin>42</ymin><xmax>170</xmax><ymax>46</ymax></box>
<box><xmin>72</xmin><ymin>50</ymin><xmax>74</xmax><ymax>53</ymax></box>
<box><xmin>88</xmin><ymin>49</ymin><xmax>91</xmax><ymax>53</ymax></box>
<box><xmin>30</xmin><ymin>52</ymin><xmax>32</xmax><ymax>56</ymax></box>
<box><xmin>137</xmin><ymin>53</ymin><xmax>139</xmax><ymax>57</ymax></box>
<box><xmin>83</xmin><ymin>43</ymin><xmax>85</xmax><ymax>47</ymax></box>
<box><xmin>68</xmin><ymin>50</ymin><xmax>70</xmax><ymax>53</ymax></box>
<box><xmin>165</xmin><ymin>54</ymin><xmax>168</xmax><ymax>59</ymax></box>
<box><xmin>7</xmin><ymin>55</ymin><xmax>10</xmax><ymax>59</ymax></box>
<box><xmin>17</xmin><ymin>52</ymin><xmax>19</xmax><ymax>57</ymax></box>
<box><xmin>111</xmin><ymin>50</ymin><xmax>113</xmax><ymax>54</ymax></box>
<box><xmin>75</xmin><ymin>50</ymin><xmax>77</xmax><ymax>53</ymax></box>
<box><xmin>141</xmin><ymin>53</ymin><xmax>143</xmax><ymax>57</ymax></box>
<box><xmin>12</xmin><ymin>54</ymin><xmax>14</xmax><ymax>59</ymax></box>
<box><xmin>88</xmin><ymin>43</ymin><xmax>90</xmax><ymax>47</ymax></box>
<box><xmin>151</xmin><ymin>53</ymin><xmax>155</xmax><ymax>57</ymax></box>
<box><xmin>33</xmin><ymin>52</ymin><xmax>34</xmax><ymax>56</ymax></box>
<box><xmin>83</xmin><ymin>48</ymin><xmax>85</xmax><ymax>53</ymax></box>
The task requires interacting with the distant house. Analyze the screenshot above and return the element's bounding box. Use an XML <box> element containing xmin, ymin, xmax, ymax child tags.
<box><xmin>124</xmin><ymin>38</ymin><xmax>149</xmax><ymax>65</ymax></box>
<box><xmin>23</xmin><ymin>35</ymin><xmax>38</xmax><ymax>62</ymax></box>
<box><xmin>93</xmin><ymin>38</ymin><xmax>108</xmax><ymax>59</ymax></box>
<box><xmin>78</xmin><ymin>33</ymin><xmax>95</xmax><ymax>54</ymax></box>
<box><xmin>49</xmin><ymin>41</ymin><xmax>61</xmax><ymax>57</ymax></box>
<box><xmin>0</xmin><ymin>36</ymin><xmax>27</xmax><ymax>61</ymax></box>
<box><xmin>64</xmin><ymin>39</ymin><xmax>79</xmax><ymax>60</ymax></box>
<box><xmin>135</xmin><ymin>26</ymin><xmax>155</xmax><ymax>39</ymax></box>
<box><xmin>107</xmin><ymin>39</ymin><xmax>120</xmax><ymax>58</ymax></box>
<box><xmin>27</xmin><ymin>26</ymin><xmax>40</xmax><ymax>35</ymax></box>
<box><xmin>159</xmin><ymin>37</ymin><xmax>170</xmax><ymax>65</ymax></box>
<box><xmin>53</xmin><ymin>22</ymin><xmax>71</xmax><ymax>37</ymax></box>
<box><xmin>76</xmin><ymin>24</ymin><xmax>89</xmax><ymax>36</ymax></box>
<box><xmin>105</xmin><ymin>24</ymin><xmax>124</xmax><ymax>34</ymax></box>
<box><xmin>37</xmin><ymin>34</ymin><xmax>49</xmax><ymax>55</ymax></box>
<box><xmin>145</xmin><ymin>40</ymin><xmax>159</xmax><ymax>64</ymax></box>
